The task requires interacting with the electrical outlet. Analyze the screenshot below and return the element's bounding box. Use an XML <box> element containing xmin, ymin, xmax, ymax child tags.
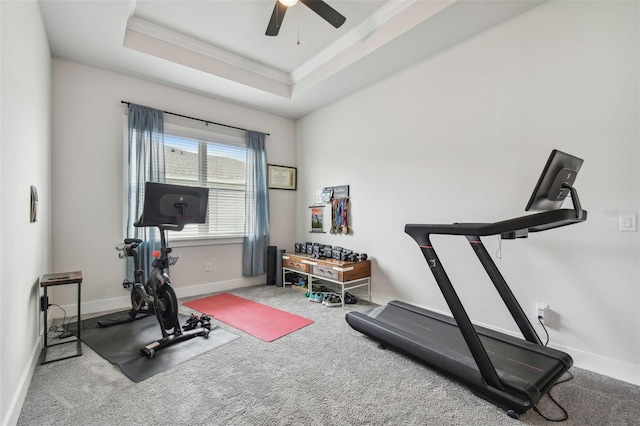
<box><xmin>40</xmin><ymin>295</ymin><xmax>49</xmax><ymax>312</ymax></box>
<box><xmin>536</xmin><ymin>303</ymin><xmax>549</xmax><ymax>323</ymax></box>
<box><xmin>205</xmin><ymin>262</ymin><xmax>212</xmax><ymax>272</ymax></box>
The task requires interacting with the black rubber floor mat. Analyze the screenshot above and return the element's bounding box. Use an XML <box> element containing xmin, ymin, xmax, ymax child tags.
<box><xmin>68</xmin><ymin>310</ymin><xmax>238</xmax><ymax>382</ymax></box>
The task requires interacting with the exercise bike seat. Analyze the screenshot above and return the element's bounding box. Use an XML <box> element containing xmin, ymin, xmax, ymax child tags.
<box><xmin>124</xmin><ymin>238</ymin><xmax>143</xmax><ymax>245</ymax></box>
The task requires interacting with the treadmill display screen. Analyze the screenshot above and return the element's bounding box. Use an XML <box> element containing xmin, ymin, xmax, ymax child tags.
<box><xmin>525</xmin><ymin>149</ymin><xmax>583</xmax><ymax>212</ymax></box>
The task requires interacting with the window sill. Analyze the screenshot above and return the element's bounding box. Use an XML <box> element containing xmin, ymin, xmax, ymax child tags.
<box><xmin>168</xmin><ymin>236</ymin><xmax>243</xmax><ymax>248</ymax></box>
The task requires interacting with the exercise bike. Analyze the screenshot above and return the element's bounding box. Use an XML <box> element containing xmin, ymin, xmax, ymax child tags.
<box><xmin>99</xmin><ymin>182</ymin><xmax>213</xmax><ymax>358</ymax></box>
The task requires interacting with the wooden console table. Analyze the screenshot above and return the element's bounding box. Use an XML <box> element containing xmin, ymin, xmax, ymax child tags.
<box><xmin>39</xmin><ymin>271</ymin><xmax>83</xmax><ymax>364</ymax></box>
<box><xmin>281</xmin><ymin>253</ymin><xmax>371</xmax><ymax>308</ymax></box>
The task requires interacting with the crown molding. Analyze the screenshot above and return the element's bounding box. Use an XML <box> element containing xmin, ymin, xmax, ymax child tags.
<box><xmin>126</xmin><ymin>2</ymin><xmax>420</xmax><ymax>91</ymax></box>
<box><xmin>126</xmin><ymin>16</ymin><xmax>293</xmax><ymax>85</ymax></box>
<box><xmin>123</xmin><ymin>1</ymin><xmax>457</xmax><ymax>102</ymax></box>
<box><xmin>291</xmin><ymin>0</ymin><xmax>417</xmax><ymax>83</ymax></box>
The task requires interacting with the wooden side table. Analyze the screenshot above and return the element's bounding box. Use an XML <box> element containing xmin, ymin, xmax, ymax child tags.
<box><xmin>39</xmin><ymin>271</ymin><xmax>83</xmax><ymax>364</ymax></box>
<box><xmin>281</xmin><ymin>253</ymin><xmax>371</xmax><ymax>308</ymax></box>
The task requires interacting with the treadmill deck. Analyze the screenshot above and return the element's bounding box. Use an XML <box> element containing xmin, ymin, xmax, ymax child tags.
<box><xmin>346</xmin><ymin>300</ymin><xmax>572</xmax><ymax>413</ymax></box>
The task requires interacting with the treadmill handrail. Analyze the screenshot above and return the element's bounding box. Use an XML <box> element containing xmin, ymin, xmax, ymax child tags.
<box><xmin>400</xmin><ymin>205</ymin><xmax>586</xmax><ymax>400</ymax></box>
<box><xmin>466</xmin><ymin>236</ymin><xmax>541</xmax><ymax>345</ymax></box>
<box><xmin>405</xmin><ymin>208</ymin><xmax>587</xmax><ymax>243</ymax></box>
<box><xmin>417</xmin><ymin>236</ymin><xmax>505</xmax><ymax>391</ymax></box>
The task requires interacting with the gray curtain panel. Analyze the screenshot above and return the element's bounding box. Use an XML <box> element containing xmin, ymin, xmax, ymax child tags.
<box><xmin>243</xmin><ymin>130</ymin><xmax>270</xmax><ymax>277</ymax></box>
<box><xmin>126</xmin><ymin>103</ymin><xmax>166</xmax><ymax>281</ymax></box>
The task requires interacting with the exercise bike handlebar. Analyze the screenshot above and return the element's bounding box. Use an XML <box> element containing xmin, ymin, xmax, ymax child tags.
<box><xmin>133</xmin><ymin>219</ymin><xmax>185</xmax><ymax>232</ymax></box>
<box><xmin>158</xmin><ymin>223</ymin><xmax>185</xmax><ymax>232</ymax></box>
<box><xmin>133</xmin><ymin>200</ymin><xmax>194</xmax><ymax>233</ymax></box>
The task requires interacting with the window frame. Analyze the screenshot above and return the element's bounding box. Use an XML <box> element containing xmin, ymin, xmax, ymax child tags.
<box><xmin>163</xmin><ymin>118</ymin><xmax>247</xmax><ymax>243</ymax></box>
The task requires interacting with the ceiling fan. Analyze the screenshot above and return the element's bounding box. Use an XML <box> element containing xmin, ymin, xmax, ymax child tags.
<box><xmin>266</xmin><ymin>0</ymin><xmax>346</xmax><ymax>36</ymax></box>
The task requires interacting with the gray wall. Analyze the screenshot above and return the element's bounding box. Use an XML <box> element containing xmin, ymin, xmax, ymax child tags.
<box><xmin>2</xmin><ymin>3</ymin><xmax>638</xmax><ymax>425</ymax></box>
<box><xmin>49</xmin><ymin>59</ymin><xmax>298</xmax><ymax>313</ymax></box>
<box><xmin>0</xmin><ymin>2</ymin><xmax>52</xmax><ymax>425</ymax></box>
<box><xmin>297</xmin><ymin>1</ymin><xmax>639</xmax><ymax>384</ymax></box>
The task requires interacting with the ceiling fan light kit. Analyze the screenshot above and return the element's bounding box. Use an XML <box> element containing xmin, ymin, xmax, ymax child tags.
<box><xmin>266</xmin><ymin>0</ymin><xmax>346</xmax><ymax>37</ymax></box>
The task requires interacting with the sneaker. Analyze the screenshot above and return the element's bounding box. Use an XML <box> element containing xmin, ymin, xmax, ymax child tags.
<box><xmin>321</xmin><ymin>293</ymin><xmax>334</xmax><ymax>306</ymax></box>
<box><xmin>344</xmin><ymin>292</ymin><xmax>357</xmax><ymax>304</ymax></box>
<box><xmin>325</xmin><ymin>294</ymin><xmax>342</xmax><ymax>307</ymax></box>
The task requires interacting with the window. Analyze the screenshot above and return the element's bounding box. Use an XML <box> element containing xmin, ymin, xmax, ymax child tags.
<box><xmin>163</xmin><ymin>121</ymin><xmax>246</xmax><ymax>240</ymax></box>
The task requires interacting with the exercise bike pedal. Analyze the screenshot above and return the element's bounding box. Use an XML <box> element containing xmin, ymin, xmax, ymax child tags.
<box><xmin>200</xmin><ymin>314</ymin><xmax>213</xmax><ymax>330</ymax></box>
<box><xmin>182</xmin><ymin>313</ymin><xmax>201</xmax><ymax>331</ymax></box>
<box><xmin>122</xmin><ymin>279</ymin><xmax>132</xmax><ymax>289</ymax></box>
<box><xmin>182</xmin><ymin>313</ymin><xmax>215</xmax><ymax>331</ymax></box>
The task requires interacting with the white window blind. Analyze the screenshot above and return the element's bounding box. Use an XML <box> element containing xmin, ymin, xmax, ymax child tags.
<box><xmin>163</xmin><ymin>122</ymin><xmax>246</xmax><ymax>240</ymax></box>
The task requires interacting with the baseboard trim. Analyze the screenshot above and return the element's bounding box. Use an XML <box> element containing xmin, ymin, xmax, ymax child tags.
<box><xmin>557</xmin><ymin>343</ymin><xmax>640</xmax><ymax>386</ymax></box>
<box><xmin>52</xmin><ymin>277</ymin><xmax>266</xmax><ymax>317</ymax></box>
<box><xmin>471</xmin><ymin>322</ymin><xmax>640</xmax><ymax>386</ymax></box>
<box><xmin>469</xmin><ymin>319</ymin><xmax>640</xmax><ymax>386</ymax></box>
<box><xmin>175</xmin><ymin>277</ymin><xmax>264</xmax><ymax>300</ymax></box>
<box><xmin>469</xmin><ymin>317</ymin><xmax>640</xmax><ymax>386</ymax></box>
<box><xmin>3</xmin><ymin>318</ymin><xmax>47</xmax><ymax>426</ymax></box>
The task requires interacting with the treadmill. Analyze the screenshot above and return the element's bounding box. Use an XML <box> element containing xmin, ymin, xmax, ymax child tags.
<box><xmin>345</xmin><ymin>150</ymin><xmax>587</xmax><ymax>418</ymax></box>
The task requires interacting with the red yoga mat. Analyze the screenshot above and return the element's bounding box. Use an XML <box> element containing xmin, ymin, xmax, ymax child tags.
<box><xmin>184</xmin><ymin>293</ymin><xmax>313</xmax><ymax>342</ymax></box>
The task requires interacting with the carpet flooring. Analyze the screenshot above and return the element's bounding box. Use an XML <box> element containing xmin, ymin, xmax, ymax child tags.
<box><xmin>18</xmin><ymin>285</ymin><xmax>640</xmax><ymax>425</ymax></box>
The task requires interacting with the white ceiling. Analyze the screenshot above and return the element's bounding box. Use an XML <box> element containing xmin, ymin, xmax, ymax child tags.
<box><xmin>39</xmin><ymin>0</ymin><xmax>546</xmax><ymax>119</ymax></box>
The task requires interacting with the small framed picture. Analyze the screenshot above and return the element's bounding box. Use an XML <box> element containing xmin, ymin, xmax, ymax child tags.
<box><xmin>268</xmin><ymin>164</ymin><xmax>297</xmax><ymax>190</ymax></box>
<box><xmin>30</xmin><ymin>185</ymin><xmax>38</xmax><ymax>223</ymax></box>
<box><xmin>311</xmin><ymin>206</ymin><xmax>324</xmax><ymax>232</ymax></box>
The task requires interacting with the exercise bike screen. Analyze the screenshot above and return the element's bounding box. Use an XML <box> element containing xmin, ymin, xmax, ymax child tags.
<box><xmin>138</xmin><ymin>182</ymin><xmax>209</xmax><ymax>226</ymax></box>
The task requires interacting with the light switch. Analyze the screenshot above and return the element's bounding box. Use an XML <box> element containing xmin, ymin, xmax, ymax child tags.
<box><xmin>619</xmin><ymin>214</ymin><xmax>637</xmax><ymax>232</ymax></box>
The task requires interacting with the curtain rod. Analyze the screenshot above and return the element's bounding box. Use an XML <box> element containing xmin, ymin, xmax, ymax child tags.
<box><xmin>121</xmin><ymin>101</ymin><xmax>270</xmax><ymax>136</ymax></box>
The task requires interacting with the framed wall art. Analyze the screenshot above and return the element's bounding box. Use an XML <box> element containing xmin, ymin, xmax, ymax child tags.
<box><xmin>268</xmin><ymin>164</ymin><xmax>297</xmax><ymax>190</ymax></box>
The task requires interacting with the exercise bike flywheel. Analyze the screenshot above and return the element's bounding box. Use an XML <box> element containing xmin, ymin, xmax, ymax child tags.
<box><xmin>157</xmin><ymin>283</ymin><xmax>179</xmax><ymax>332</ymax></box>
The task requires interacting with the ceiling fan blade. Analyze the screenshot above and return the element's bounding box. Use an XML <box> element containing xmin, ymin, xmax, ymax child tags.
<box><xmin>266</xmin><ymin>1</ymin><xmax>288</xmax><ymax>36</ymax></box>
<box><xmin>301</xmin><ymin>0</ymin><xmax>346</xmax><ymax>29</ymax></box>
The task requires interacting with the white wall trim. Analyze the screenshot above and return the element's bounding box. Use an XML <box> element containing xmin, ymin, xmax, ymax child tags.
<box><xmin>470</xmin><ymin>315</ymin><xmax>640</xmax><ymax>386</ymax></box>
<box><xmin>126</xmin><ymin>16</ymin><xmax>292</xmax><ymax>85</ymax></box>
<box><xmin>3</xmin><ymin>323</ymin><xmax>45</xmax><ymax>426</ymax></box>
<box><xmin>563</xmin><ymin>343</ymin><xmax>640</xmax><ymax>386</ymax></box>
<box><xmin>176</xmin><ymin>277</ymin><xmax>265</xmax><ymax>300</ymax></box>
<box><xmin>55</xmin><ymin>277</ymin><xmax>266</xmax><ymax>318</ymax></box>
